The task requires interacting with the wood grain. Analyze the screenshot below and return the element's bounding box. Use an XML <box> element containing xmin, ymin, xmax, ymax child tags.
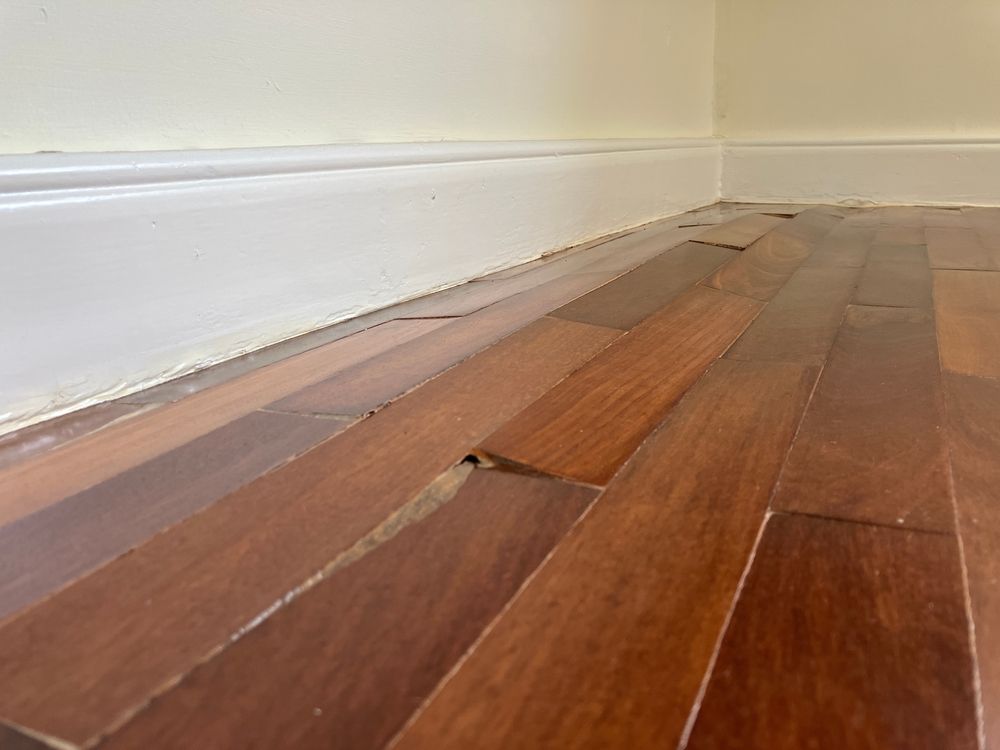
<box><xmin>685</xmin><ymin>513</ymin><xmax>977</xmax><ymax>750</ymax></box>
<box><xmin>0</xmin><ymin>402</ymin><xmax>146</xmax><ymax>470</ymax></box>
<box><xmin>926</xmin><ymin>227</ymin><xmax>998</xmax><ymax>270</ymax></box>
<box><xmin>0</xmin><ymin>318</ymin><xmax>448</xmax><ymax>526</ymax></box>
<box><xmin>394</xmin><ymin>359</ymin><xmax>817</xmax><ymax>750</ymax></box>
<box><xmin>725</xmin><ymin>266</ymin><xmax>860</xmax><ymax>365</ymax></box>
<box><xmin>935</xmin><ymin>269</ymin><xmax>1000</xmax><ymax>377</ymax></box>
<box><xmin>269</xmin><ymin>272</ymin><xmax>617</xmax><ymax>416</ymax></box>
<box><xmin>693</xmin><ymin>213</ymin><xmax>787</xmax><ymax>249</ymax></box>
<box><xmin>853</xmin><ymin>244</ymin><xmax>933</xmax><ymax>308</ymax></box>
<box><xmin>702</xmin><ymin>209</ymin><xmax>841</xmax><ymax>300</ymax></box>
<box><xmin>800</xmin><ymin>224</ymin><xmax>874</xmax><ymax>268</ymax></box>
<box><xmin>549</xmin><ymin>241</ymin><xmax>736</xmax><ymax>330</ymax></box>
<box><xmin>943</xmin><ymin>372</ymin><xmax>1000</xmax><ymax>749</ymax></box>
<box><xmin>102</xmin><ymin>469</ymin><xmax>595</xmax><ymax>750</ymax></box>
<box><xmin>0</xmin><ymin>317</ymin><xmax>619</xmax><ymax>746</ymax></box>
<box><xmin>478</xmin><ymin>286</ymin><xmax>762</xmax><ymax>485</ymax></box>
<box><xmin>0</xmin><ymin>411</ymin><xmax>350</xmax><ymax>622</ymax></box>
<box><xmin>772</xmin><ymin>305</ymin><xmax>952</xmax><ymax>531</ymax></box>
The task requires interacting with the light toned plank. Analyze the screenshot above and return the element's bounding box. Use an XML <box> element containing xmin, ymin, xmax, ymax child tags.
<box><xmin>478</xmin><ymin>286</ymin><xmax>762</xmax><ymax>485</ymax></box>
<box><xmin>685</xmin><ymin>514</ymin><xmax>977</xmax><ymax>750</ymax></box>
<box><xmin>0</xmin><ymin>318</ymin><xmax>448</xmax><ymax>527</ymax></box>
<box><xmin>935</xmin><ymin>270</ymin><xmax>1000</xmax><ymax>377</ymax></box>
<box><xmin>772</xmin><ymin>305</ymin><xmax>952</xmax><ymax>531</ymax></box>
<box><xmin>393</xmin><ymin>360</ymin><xmax>817</xmax><ymax>750</ymax></box>
<box><xmin>0</xmin><ymin>317</ymin><xmax>619</xmax><ymax>746</ymax></box>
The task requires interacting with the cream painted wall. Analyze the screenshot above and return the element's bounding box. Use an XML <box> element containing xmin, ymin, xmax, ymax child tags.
<box><xmin>1</xmin><ymin>0</ymin><xmax>715</xmax><ymax>154</ymax></box>
<box><xmin>714</xmin><ymin>0</ymin><xmax>1000</xmax><ymax>138</ymax></box>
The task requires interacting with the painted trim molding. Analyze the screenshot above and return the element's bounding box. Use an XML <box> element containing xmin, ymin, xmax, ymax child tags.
<box><xmin>722</xmin><ymin>138</ymin><xmax>1000</xmax><ymax>206</ymax></box>
<box><xmin>0</xmin><ymin>138</ymin><xmax>720</xmax><ymax>435</ymax></box>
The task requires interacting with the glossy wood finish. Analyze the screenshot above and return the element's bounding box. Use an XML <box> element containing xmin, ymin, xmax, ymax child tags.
<box><xmin>935</xmin><ymin>269</ymin><xmax>1000</xmax><ymax>377</ymax></box>
<box><xmin>0</xmin><ymin>318</ymin><xmax>448</xmax><ymax>526</ymax></box>
<box><xmin>772</xmin><ymin>305</ymin><xmax>952</xmax><ymax>531</ymax></box>
<box><xmin>0</xmin><ymin>317</ymin><xmax>618</xmax><ymax>746</ymax></box>
<box><xmin>693</xmin><ymin>213</ymin><xmax>787</xmax><ymax>249</ymax></box>
<box><xmin>926</xmin><ymin>226</ymin><xmax>999</xmax><ymax>270</ymax></box>
<box><xmin>269</xmin><ymin>272</ymin><xmax>617</xmax><ymax>416</ymax></box>
<box><xmin>726</xmin><ymin>266</ymin><xmax>860</xmax><ymax>365</ymax></box>
<box><xmin>703</xmin><ymin>209</ymin><xmax>841</xmax><ymax>300</ymax></box>
<box><xmin>478</xmin><ymin>286</ymin><xmax>761</xmax><ymax>485</ymax></box>
<box><xmin>549</xmin><ymin>241</ymin><xmax>736</xmax><ymax>330</ymax></box>
<box><xmin>943</xmin><ymin>372</ymin><xmax>1000</xmax><ymax>748</ymax></box>
<box><xmin>0</xmin><ymin>411</ymin><xmax>350</xmax><ymax>622</ymax></box>
<box><xmin>853</xmin><ymin>244</ymin><xmax>933</xmax><ymax>308</ymax></box>
<box><xmin>394</xmin><ymin>360</ymin><xmax>816</xmax><ymax>750</ymax></box>
<box><xmin>686</xmin><ymin>513</ymin><xmax>977</xmax><ymax>750</ymax></box>
<box><xmin>102</xmin><ymin>469</ymin><xmax>595</xmax><ymax>750</ymax></box>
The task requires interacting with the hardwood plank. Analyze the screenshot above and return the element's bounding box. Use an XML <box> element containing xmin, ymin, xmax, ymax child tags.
<box><xmin>0</xmin><ymin>402</ymin><xmax>146</xmax><ymax>470</ymax></box>
<box><xmin>702</xmin><ymin>209</ymin><xmax>841</xmax><ymax>301</ymax></box>
<box><xmin>269</xmin><ymin>272</ymin><xmax>614</xmax><ymax>416</ymax></box>
<box><xmin>875</xmin><ymin>206</ymin><xmax>926</xmax><ymax>227</ymax></box>
<box><xmin>926</xmin><ymin>227</ymin><xmax>997</xmax><ymax>270</ymax></box>
<box><xmin>102</xmin><ymin>468</ymin><xmax>595</xmax><ymax>750</ymax></box>
<box><xmin>0</xmin><ymin>318</ymin><xmax>448</xmax><ymax>527</ymax></box>
<box><xmin>875</xmin><ymin>224</ymin><xmax>926</xmax><ymax>245</ymax></box>
<box><xmin>800</xmin><ymin>224</ymin><xmax>875</xmax><ymax>268</ymax></box>
<box><xmin>0</xmin><ymin>411</ymin><xmax>350</xmax><ymax>622</ymax></box>
<box><xmin>935</xmin><ymin>270</ymin><xmax>1000</xmax><ymax>377</ymax></box>
<box><xmin>685</xmin><ymin>513</ymin><xmax>977</xmax><ymax>750</ymax></box>
<box><xmin>478</xmin><ymin>286</ymin><xmax>762</xmax><ymax>485</ymax></box>
<box><xmin>726</xmin><ymin>266</ymin><xmax>860</xmax><ymax>365</ymax></box>
<box><xmin>923</xmin><ymin>208</ymin><xmax>971</xmax><ymax>229</ymax></box>
<box><xmin>693</xmin><ymin>213</ymin><xmax>787</xmax><ymax>249</ymax></box>
<box><xmin>0</xmin><ymin>316</ymin><xmax>619</xmax><ymax>746</ymax></box>
<box><xmin>0</xmin><ymin>723</ymin><xmax>49</xmax><ymax>750</ymax></box>
<box><xmin>393</xmin><ymin>359</ymin><xmax>817</xmax><ymax>750</ymax></box>
<box><xmin>943</xmin><ymin>372</ymin><xmax>1000</xmax><ymax>749</ymax></box>
<box><xmin>772</xmin><ymin>305</ymin><xmax>952</xmax><ymax>531</ymax></box>
<box><xmin>853</xmin><ymin>244</ymin><xmax>933</xmax><ymax>308</ymax></box>
<box><xmin>549</xmin><ymin>241</ymin><xmax>737</xmax><ymax>330</ymax></box>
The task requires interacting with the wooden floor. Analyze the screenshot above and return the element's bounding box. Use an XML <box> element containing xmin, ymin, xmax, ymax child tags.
<box><xmin>1</xmin><ymin>202</ymin><xmax>999</xmax><ymax>749</ymax></box>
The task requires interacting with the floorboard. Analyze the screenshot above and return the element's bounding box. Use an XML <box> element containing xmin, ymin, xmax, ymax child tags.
<box><xmin>772</xmin><ymin>305</ymin><xmax>952</xmax><ymax>531</ymax></box>
<box><xmin>693</xmin><ymin>213</ymin><xmax>787</xmax><ymax>249</ymax></box>
<box><xmin>926</xmin><ymin>226</ymin><xmax>999</xmax><ymax>270</ymax></box>
<box><xmin>685</xmin><ymin>513</ymin><xmax>977</xmax><ymax>750</ymax></box>
<box><xmin>935</xmin><ymin>269</ymin><xmax>1000</xmax><ymax>377</ymax></box>
<box><xmin>477</xmin><ymin>286</ymin><xmax>761</xmax><ymax>485</ymax></box>
<box><xmin>393</xmin><ymin>359</ymin><xmax>816</xmax><ymax>750</ymax></box>
<box><xmin>853</xmin><ymin>244</ymin><xmax>933</xmax><ymax>308</ymax></box>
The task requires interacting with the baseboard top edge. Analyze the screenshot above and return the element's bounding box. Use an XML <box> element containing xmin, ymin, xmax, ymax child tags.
<box><xmin>724</xmin><ymin>136</ymin><xmax>1000</xmax><ymax>149</ymax></box>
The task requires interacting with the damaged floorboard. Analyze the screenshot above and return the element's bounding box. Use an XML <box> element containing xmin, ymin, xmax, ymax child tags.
<box><xmin>0</xmin><ymin>203</ymin><xmax>994</xmax><ymax>749</ymax></box>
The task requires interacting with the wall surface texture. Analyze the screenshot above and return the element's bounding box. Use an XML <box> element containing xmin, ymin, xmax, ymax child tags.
<box><xmin>714</xmin><ymin>0</ymin><xmax>1000</xmax><ymax>138</ymax></box>
<box><xmin>2</xmin><ymin>0</ymin><xmax>715</xmax><ymax>154</ymax></box>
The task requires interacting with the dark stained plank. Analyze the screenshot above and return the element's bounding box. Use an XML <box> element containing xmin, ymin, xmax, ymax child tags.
<box><xmin>702</xmin><ymin>209</ymin><xmax>842</xmax><ymax>300</ymax></box>
<box><xmin>269</xmin><ymin>272</ymin><xmax>615</xmax><ymax>416</ymax></box>
<box><xmin>875</xmin><ymin>224</ymin><xmax>926</xmax><ymax>244</ymax></box>
<box><xmin>800</xmin><ymin>224</ymin><xmax>874</xmax><ymax>268</ymax></box>
<box><xmin>549</xmin><ymin>241</ymin><xmax>737</xmax><ymax>330</ymax></box>
<box><xmin>478</xmin><ymin>286</ymin><xmax>762</xmax><ymax>485</ymax></box>
<box><xmin>685</xmin><ymin>513</ymin><xmax>977</xmax><ymax>750</ymax></box>
<box><xmin>102</xmin><ymin>469</ymin><xmax>596</xmax><ymax>750</ymax></box>
<box><xmin>926</xmin><ymin>227</ymin><xmax>997</xmax><ymax>270</ymax></box>
<box><xmin>935</xmin><ymin>270</ymin><xmax>1000</xmax><ymax>377</ymax></box>
<box><xmin>0</xmin><ymin>411</ymin><xmax>350</xmax><ymax>623</ymax></box>
<box><xmin>693</xmin><ymin>213</ymin><xmax>787</xmax><ymax>249</ymax></box>
<box><xmin>943</xmin><ymin>372</ymin><xmax>1000</xmax><ymax>748</ymax></box>
<box><xmin>853</xmin><ymin>244</ymin><xmax>933</xmax><ymax>308</ymax></box>
<box><xmin>726</xmin><ymin>266</ymin><xmax>860</xmax><ymax>365</ymax></box>
<box><xmin>0</xmin><ymin>723</ymin><xmax>50</xmax><ymax>750</ymax></box>
<box><xmin>393</xmin><ymin>359</ymin><xmax>817</xmax><ymax>750</ymax></box>
<box><xmin>0</xmin><ymin>316</ymin><xmax>620</xmax><ymax>746</ymax></box>
<box><xmin>0</xmin><ymin>402</ymin><xmax>147</xmax><ymax>470</ymax></box>
<box><xmin>772</xmin><ymin>305</ymin><xmax>952</xmax><ymax>531</ymax></box>
<box><xmin>0</xmin><ymin>318</ymin><xmax>448</xmax><ymax>526</ymax></box>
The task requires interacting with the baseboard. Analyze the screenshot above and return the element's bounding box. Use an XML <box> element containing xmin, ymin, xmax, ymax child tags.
<box><xmin>722</xmin><ymin>138</ymin><xmax>1000</xmax><ymax>206</ymax></box>
<box><xmin>0</xmin><ymin>138</ymin><xmax>720</xmax><ymax>435</ymax></box>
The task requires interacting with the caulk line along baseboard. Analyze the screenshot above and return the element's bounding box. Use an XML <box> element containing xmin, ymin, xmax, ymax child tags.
<box><xmin>0</xmin><ymin>138</ymin><xmax>721</xmax><ymax>434</ymax></box>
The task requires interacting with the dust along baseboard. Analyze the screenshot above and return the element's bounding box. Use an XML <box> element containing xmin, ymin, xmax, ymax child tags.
<box><xmin>0</xmin><ymin>138</ymin><xmax>720</xmax><ymax>435</ymax></box>
<box><xmin>723</xmin><ymin>137</ymin><xmax>1000</xmax><ymax>206</ymax></box>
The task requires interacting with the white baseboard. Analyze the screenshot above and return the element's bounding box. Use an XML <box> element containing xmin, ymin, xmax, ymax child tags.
<box><xmin>722</xmin><ymin>138</ymin><xmax>1000</xmax><ymax>206</ymax></box>
<box><xmin>0</xmin><ymin>138</ymin><xmax>720</xmax><ymax>434</ymax></box>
